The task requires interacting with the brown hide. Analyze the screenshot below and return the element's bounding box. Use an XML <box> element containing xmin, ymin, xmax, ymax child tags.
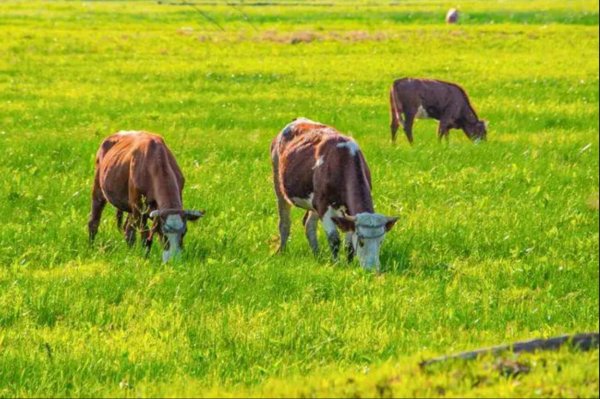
<box><xmin>389</xmin><ymin>78</ymin><xmax>487</xmax><ymax>143</ymax></box>
<box><xmin>88</xmin><ymin>131</ymin><xmax>195</xmax><ymax>255</ymax></box>
<box><xmin>271</xmin><ymin>119</ymin><xmax>374</xmax><ymax>218</ymax></box>
<box><xmin>95</xmin><ymin>131</ymin><xmax>184</xmax><ymax>213</ymax></box>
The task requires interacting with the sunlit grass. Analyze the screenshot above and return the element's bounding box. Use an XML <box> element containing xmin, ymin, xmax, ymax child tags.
<box><xmin>0</xmin><ymin>0</ymin><xmax>598</xmax><ymax>397</ymax></box>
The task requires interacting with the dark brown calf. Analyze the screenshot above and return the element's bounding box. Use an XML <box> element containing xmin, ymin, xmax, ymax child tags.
<box><xmin>389</xmin><ymin>78</ymin><xmax>487</xmax><ymax>144</ymax></box>
<box><xmin>88</xmin><ymin>131</ymin><xmax>203</xmax><ymax>262</ymax></box>
<box><xmin>271</xmin><ymin>118</ymin><xmax>398</xmax><ymax>270</ymax></box>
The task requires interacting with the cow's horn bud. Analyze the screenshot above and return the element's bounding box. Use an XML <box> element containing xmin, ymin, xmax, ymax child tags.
<box><xmin>149</xmin><ymin>210</ymin><xmax>161</xmax><ymax>219</ymax></box>
<box><xmin>343</xmin><ymin>212</ymin><xmax>356</xmax><ymax>222</ymax></box>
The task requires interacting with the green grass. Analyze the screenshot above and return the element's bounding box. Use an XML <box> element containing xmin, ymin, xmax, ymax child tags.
<box><xmin>0</xmin><ymin>0</ymin><xmax>598</xmax><ymax>397</ymax></box>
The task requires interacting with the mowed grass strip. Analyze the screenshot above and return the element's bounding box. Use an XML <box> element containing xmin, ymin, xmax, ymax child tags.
<box><xmin>0</xmin><ymin>0</ymin><xmax>598</xmax><ymax>397</ymax></box>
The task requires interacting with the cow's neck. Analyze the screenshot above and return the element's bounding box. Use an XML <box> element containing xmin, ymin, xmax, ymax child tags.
<box><xmin>344</xmin><ymin>170</ymin><xmax>374</xmax><ymax>215</ymax></box>
<box><xmin>153</xmin><ymin>173</ymin><xmax>183</xmax><ymax>211</ymax></box>
<box><xmin>464</xmin><ymin>106</ymin><xmax>479</xmax><ymax>124</ymax></box>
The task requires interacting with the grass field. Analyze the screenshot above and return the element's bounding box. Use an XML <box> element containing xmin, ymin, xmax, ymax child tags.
<box><xmin>0</xmin><ymin>0</ymin><xmax>598</xmax><ymax>397</ymax></box>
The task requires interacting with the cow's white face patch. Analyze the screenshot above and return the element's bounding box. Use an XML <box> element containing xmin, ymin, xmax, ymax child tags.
<box><xmin>313</xmin><ymin>156</ymin><xmax>324</xmax><ymax>169</ymax></box>
<box><xmin>291</xmin><ymin>193</ymin><xmax>315</xmax><ymax>210</ymax></box>
<box><xmin>336</xmin><ymin>140</ymin><xmax>360</xmax><ymax>156</ymax></box>
<box><xmin>415</xmin><ymin>105</ymin><xmax>430</xmax><ymax>119</ymax></box>
<box><xmin>117</xmin><ymin>130</ymin><xmax>139</xmax><ymax>136</ymax></box>
<box><xmin>162</xmin><ymin>214</ymin><xmax>184</xmax><ymax>262</ymax></box>
<box><xmin>351</xmin><ymin>213</ymin><xmax>389</xmax><ymax>271</ymax></box>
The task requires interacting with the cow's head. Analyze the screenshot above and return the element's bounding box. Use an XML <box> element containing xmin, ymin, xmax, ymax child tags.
<box><xmin>466</xmin><ymin>120</ymin><xmax>488</xmax><ymax>142</ymax></box>
<box><xmin>332</xmin><ymin>212</ymin><xmax>398</xmax><ymax>271</ymax></box>
<box><xmin>149</xmin><ymin>209</ymin><xmax>204</xmax><ymax>262</ymax></box>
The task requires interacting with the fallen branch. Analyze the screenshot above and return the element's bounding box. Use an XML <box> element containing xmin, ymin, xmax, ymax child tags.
<box><xmin>419</xmin><ymin>332</ymin><xmax>599</xmax><ymax>368</ymax></box>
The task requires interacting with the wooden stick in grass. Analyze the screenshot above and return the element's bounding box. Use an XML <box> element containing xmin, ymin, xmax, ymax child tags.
<box><xmin>419</xmin><ymin>332</ymin><xmax>599</xmax><ymax>368</ymax></box>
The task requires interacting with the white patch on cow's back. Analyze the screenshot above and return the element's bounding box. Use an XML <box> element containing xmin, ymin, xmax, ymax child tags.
<box><xmin>165</xmin><ymin>214</ymin><xmax>184</xmax><ymax>230</ymax></box>
<box><xmin>415</xmin><ymin>105</ymin><xmax>430</xmax><ymax>119</ymax></box>
<box><xmin>313</xmin><ymin>156</ymin><xmax>324</xmax><ymax>169</ymax></box>
<box><xmin>291</xmin><ymin>193</ymin><xmax>315</xmax><ymax>210</ymax></box>
<box><xmin>336</xmin><ymin>140</ymin><xmax>360</xmax><ymax>156</ymax></box>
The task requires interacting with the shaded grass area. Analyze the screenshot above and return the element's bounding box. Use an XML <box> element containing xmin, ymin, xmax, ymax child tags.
<box><xmin>0</xmin><ymin>0</ymin><xmax>598</xmax><ymax>397</ymax></box>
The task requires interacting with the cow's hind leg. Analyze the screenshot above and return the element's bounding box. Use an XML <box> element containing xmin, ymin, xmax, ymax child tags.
<box><xmin>390</xmin><ymin>118</ymin><xmax>400</xmax><ymax>144</ymax></box>
<box><xmin>403</xmin><ymin>112</ymin><xmax>416</xmax><ymax>145</ymax></box>
<box><xmin>390</xmin><ymin>89</ymin><xmax>401</xmax><ymax>144</ymax></box>
<box><xmin>116</xmin><ymin>210</ymin><xmax>125</xmax><ymax>231</ymax></box>
<box><xmin>276</xmin><ymin>198</ymin><xmax>292</xmax><ymax>253</ymax></box>
<box><xmin>303</xmin><ymin>211</ymin><xmax>319</xmax><ymax>256</ymax></box>
<box><xmin>88</xmin><ymin>173</ymin><xmax>107</xmax><ymax>243</ymax></box>
<box><xmin>272</xmin><ymin>149</ymin><xmax>292</xmax><ymax>254</ymax></box>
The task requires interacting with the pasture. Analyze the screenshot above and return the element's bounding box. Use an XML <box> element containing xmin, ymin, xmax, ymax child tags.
<box><xmin>0</xmin><ymin>0</ymin><xmax>598</xmax><ymax>397</ymax></box>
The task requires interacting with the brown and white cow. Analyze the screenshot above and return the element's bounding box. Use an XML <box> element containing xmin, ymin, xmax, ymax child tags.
<box><xmin>88</xmin><ymin>131</ymin><xmax>203</xmax><ymax>262</ymax></box>
<box><xmin>389</xmin><ymin>78</ymin><xmax>487</xmax><ymax>144</ymax></box>
<box><xmin>271</xmin><ymin>118</ymin><xmax>398</xmax><ymax>271</ymax></box>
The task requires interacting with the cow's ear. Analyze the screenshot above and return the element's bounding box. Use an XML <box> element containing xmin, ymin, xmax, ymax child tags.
<box><xmin>332</xmin><ymin>217</ymin><xmax>355</xmax><ymax>232</ymax></box>
<box><xmin>385</xmin><ymin>217</ymin><xmax>399</xmax><ymax>232</ymax></box>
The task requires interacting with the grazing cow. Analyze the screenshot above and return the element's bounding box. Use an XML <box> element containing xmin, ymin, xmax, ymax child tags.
<box><xmin>271</xmin><ymin>118</ymin><xmax>398</xmax><ymax>271</ymax></box>
<box><xmin>446</xmin><ymin>8</ymin><xmax>459</xmax><ymax>24</ymax></box>
<box><xmin>389</xmin><ymin>78</ymin><xmax>487</xmax><ymax>144</ymax></box>
<box><xmin>88</xmin><ymin>131</ymin><xmax>203</xmax><ymax>262</ymax></box>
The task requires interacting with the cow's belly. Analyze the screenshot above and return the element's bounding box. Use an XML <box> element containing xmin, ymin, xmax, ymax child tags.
<box><xmin>279</xmin><ymin>149</ymin><xmax>317</xmax><ymax>209</ymax></box>
<box><xmin>290</xmin><ymin>193</ymin><xmax>315</xmax><ymax>210</ymax></box>
<box><xmin>281</xmin><ymin>174</ymin><xmax>314</xmax><ymax>210</ymax></box>
<box><xmin>415</xmin><ymin>105</ymin><xmax>432</xmax><ymax>119</ymax></box>
<box><xmin>99</xmin><ymin>164</ymin><xmax>132</xmax><ymax>212</ymax></box>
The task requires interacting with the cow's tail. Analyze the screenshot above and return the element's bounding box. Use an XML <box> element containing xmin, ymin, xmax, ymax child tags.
<box><xmin>389</xmin><ymin>84</ymin><xmax>403</xmax><ymax>144</ymax></box>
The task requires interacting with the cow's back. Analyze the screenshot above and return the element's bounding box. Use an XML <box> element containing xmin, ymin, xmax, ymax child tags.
<box><xmin>274</xmin><ymin>120</ymin><xmax>332</xmax><ymax>203</ymax></box>
<box><xmin>394</xmin><ymin>78</ymin><xmax>456</xmax><ymax>99</ymax></box>
<box><xmin>274</xmin><ymin>119</ymin><xmax>371</xmax><ymax>210</ymax></box>
<box><xmin>393</xmin><ymin>78</ymin><xmax>470</xmax><ymax>117</ymax></box>
<box><xmin>96</xmin><ymin>131</ymin><xmax>182</xmax><ymax>211</ymax></box>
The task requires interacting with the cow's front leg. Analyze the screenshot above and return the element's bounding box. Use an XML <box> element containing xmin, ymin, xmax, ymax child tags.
<box><xmin>321</xmin><ymin>207</ymin><xmax>341</xmax><ymax>260</ymax></box>
<box><xmin>124</xmin><ymin>213</ymin><xmax>137</xmax><ymax>247</ymax></box>
<box><xmin>126</xmin><ymin>188</ymin><xmax>143</xmax><ymax>247</ymax></box>
<box><xmin>345</xmin><ymin>232</ymin><xmax>355</xmax><ymax>262</ymax></box>
<box><xmin>303</xmin><ymin>211</ymin><xmax>319</xmax><ymax>256</ymax></box>
<box><xmin>140</xmin><ymin>213</ymin><xmax>153</xmax><ymax>256</ymax></box>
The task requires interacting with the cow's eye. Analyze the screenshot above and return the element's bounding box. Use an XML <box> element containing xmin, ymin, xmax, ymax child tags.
<box><xmin>358</xmin><ymin>239</ymin><xmax>365</xmax><ymax>247</ymax></box>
